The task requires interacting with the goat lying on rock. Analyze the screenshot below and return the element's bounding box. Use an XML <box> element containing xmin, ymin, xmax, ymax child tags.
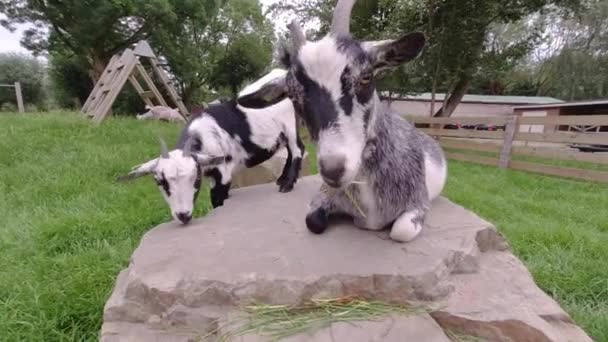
<box><xmin>237</xmin><ymin>0</ymin><xmax>447</xmax><ymax>242</ymax></box>
<box><xmin>120</xmin><ymin>69</ymin><xmax>304</xmax><ymax>224</ymax></box>
<box><xmin>137</xmin><ymin>105</ymin><xmax>186</xmax><ymax>123</ymax></box>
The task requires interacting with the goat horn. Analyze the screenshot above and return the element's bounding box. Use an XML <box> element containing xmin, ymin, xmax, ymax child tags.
<box><xmin>158</xmin><ymin>136</ymin><xmax>170</xmax><ymax>159</ymax></box>
<box><xmin>288</xmin><ymin>19</ymin><xmax>306</xmax><ymax>51</ymax></box>
<box><xmin>183</xmin><ymin>136</ymin><xmax>193</xmax><ymax>158</ymax></box>
<box><xmin>330</xmin><ymin>0</ymin><xmax>356</xmax><ymax>35</ymax></box>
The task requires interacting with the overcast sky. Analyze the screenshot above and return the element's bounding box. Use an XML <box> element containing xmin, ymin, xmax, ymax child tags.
<box><xmin>0</xmin><ymin>14</ymin><xmax>32</xmax><ymax>55</ymax></box>
<box><xmin>0</xmin><ymin>0</ymin><xmax>282</xmax><ymax>55</ymax></box>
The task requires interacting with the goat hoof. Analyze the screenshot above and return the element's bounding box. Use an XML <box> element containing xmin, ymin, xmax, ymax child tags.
<box><xmin>306</xmin><ymin>208</ymin><xmax>328</xmax><ymax>234</ymax></box>
<box><xmin>276</xmin><ymin>176</ymin><xmax>287</xmax><ymax>186</ymax></box>
<box><xmin>279</xmin><ymin>182</ymin><xmax>295</xmax><ymax>193</ymax></box>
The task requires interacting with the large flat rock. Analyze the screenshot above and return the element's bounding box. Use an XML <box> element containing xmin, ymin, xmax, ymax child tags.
<box><xmin>102</xmin><ymin>175</ymin><xmax>592</xmax><ymax>342</ymax></box>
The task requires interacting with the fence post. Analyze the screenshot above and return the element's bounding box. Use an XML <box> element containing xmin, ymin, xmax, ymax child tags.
<box><xmin>499</xmin><ymin>115</ymin><xmax>518</xmax><ymax>168</ymax></box>
<box><xmin>14</xmin><ymin>82</ymin><xmax>24</xmax><ymax>113</ymax></box>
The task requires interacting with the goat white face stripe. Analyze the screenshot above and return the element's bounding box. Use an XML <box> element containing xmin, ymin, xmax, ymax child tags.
<box><xmin>299</xmin><ymin>37</ymin><xmax>348</xmax><ymax>100</ymax></box>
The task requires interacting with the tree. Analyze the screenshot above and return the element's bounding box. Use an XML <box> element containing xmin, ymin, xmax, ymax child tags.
<box><xmin>208</xmin><ymin>33</ymin><xmax>273</xmax><ymax>96</ymax></box>
<box><xmin>270</xmin><ymin>0</ymin><xmax>581</xmax><ymax>116</ymax></box>
<box><xmin>532</xmin><ymin>0</ymin><xmax>608</xmax><ymax>100</ymax></box>
<box><xmin>469</xmin><ymin>21</ymin><xmax>543</xmax><ymax>95</ymax></box>
<box><xmin>47</xmin><ymin>48</ymin><xmax>93</xmax><ymax>109</ymax></box>
<box><xmin>0</xmin><ymin>53</ymin><xmax>46</xmax><ymax>110</ymax></box>
<box><xmin>1</xmin><ymin>0</ymin><xmax>176</xmax><ymax>81</ymax></box>
<box><xmin>150</xmin><ymin>0</ymin><xmax>274</xmax><ymax>105</ymax></box>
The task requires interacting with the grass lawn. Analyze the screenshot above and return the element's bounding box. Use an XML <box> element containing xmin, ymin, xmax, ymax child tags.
<box><xmin>0</xmin><ymin>112</ymin><xmax>607</xmax><ymax>341</ymax></box>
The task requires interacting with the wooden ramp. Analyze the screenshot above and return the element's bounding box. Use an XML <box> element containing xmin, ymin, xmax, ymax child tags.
<box><xmin>81</xmin><ymin>40</ymin><xmax>188</xmax><ymax>124</ymax></box>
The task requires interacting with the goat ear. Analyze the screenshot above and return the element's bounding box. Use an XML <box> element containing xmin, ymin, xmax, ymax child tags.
<box><xmin>117</xmin><ymin>158</ymin><xmax>158</xmax><ymax>182</ymax></box>
<box><xmin>193</xmin><ymin>154</ymin><xmax>227</xmax><ymax>167</ymax></box>
<box><xmin>237</xmin><ymin>75</ymin><xmax>288</xmax><ymax>109</ymax></box>
<box><xmin>363</xmin><ymin>32</ymin><xmax>425</xmax><ymax>73</ymax></box>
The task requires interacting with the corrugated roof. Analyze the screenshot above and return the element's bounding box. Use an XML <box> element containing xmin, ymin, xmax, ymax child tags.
<box><xmin>513</xmin><ymin>99</ymin><xmax>608</xmax><ymax>110</ymax></box>
<box><xmin>382</xmin><ymin>92</ymin><xmax>564</xmax><ymax>105</ymax></box>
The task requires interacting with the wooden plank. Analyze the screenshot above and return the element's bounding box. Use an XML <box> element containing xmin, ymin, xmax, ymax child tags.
<box><xmin>509</xmin><ymin>160</ymin><xmax>608</xmax><ymax>183</ymax></box>
<box><xmin>82</xmin><ymin>54</ymin><xmax>119</xmax><ymax>116</ymax></box>
<box><xmin>518</xmin><ymin>115</ymin><xmax>608</xmax><ymax>126</ymax></box>
<box><xmin>514</xmin><ymin>131</ymin><xmax>608</xmax><ymax>145</ymax></box>
<box><xmin>511</xmin><ymin>146</ymin><xmax>608</xmax><ymax>165</ymax></box>
<box><xmin>150</xmin><ymin>57</ymin><xmax>189</xmax><ymax>118</ymax></box>
<box><xmin>439</xmin><ymin>138</ymin><xmax>502</xmax><ymax>153</ymax></box>
<box><xmin>408</xmin><ymin>116</ymin><xmax>510</xmax><ymax>125</ymax></box>
<box><xmin>135</xmin><ymin>63</ymin><xmax>168</xmax><ymax>107</ymax></box>
<box><xmin>140</xmin><ymin>91</ymin><xmax>155</xmax><ymax>98</ymax></box>
<box><xmin>14</xmin><ymin>82</ymin><xmax>24</xmax><ymax>113</ymax></box>
<box><xmin>421</xmin><ymin>128</ymin><xmax>505</xmax><ymax>140</ymax></box>
<box><xmin>446</xmin><ymin>152</ymin><xmax>499</xmax><ymax>166</ymax></box>
<box><xmin>499</xmin><ymin>115</ymin><xmax>518</xmax><ymax>168</ymax></box>
<box><xmin>128</xmin><ymin>76</ymin><xmax>154</xmax><ymax>107</ymax></box>
<box><xmin>92</xmin><ymin>50</ymin><xmax>138</xmax><ymax>123</ymax></box>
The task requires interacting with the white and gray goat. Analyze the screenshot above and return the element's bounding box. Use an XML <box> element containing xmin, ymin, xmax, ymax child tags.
<box><xmin>237</xmin><ymin>0</ymin><xmax>447</xmax><ymax>242</ymax></box>
<box><xmin>137</xmin><ymin>105</ymin><xmax>186</xmax><ymax>123</ymax></box>
<box><xmin>120</xmin><ymin>69</ymin><xmax>304</xmax><ymax>224</ymax></box>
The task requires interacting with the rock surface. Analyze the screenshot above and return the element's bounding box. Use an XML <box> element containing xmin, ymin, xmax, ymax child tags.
<box><xmin>102</xmin><ymin>176</ymin><xmax>592</xmax><ymax>342</ymax></box>
<box><xmin>231</xmin><ymin>148</ymin><xmax>311</xmax><ymax>189</ymax></box>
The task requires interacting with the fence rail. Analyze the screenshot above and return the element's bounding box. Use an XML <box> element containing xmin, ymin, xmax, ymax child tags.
<box><xmin>407</xmin><ymin>114</ymin><xmax>608</xmax><ymax>183</ymax></box>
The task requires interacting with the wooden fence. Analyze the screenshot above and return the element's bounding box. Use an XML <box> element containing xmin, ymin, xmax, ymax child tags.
<box><xmin>407</xmin><ymin>115</ymin><xmax>608</xmax><ymax>183</ymax></box>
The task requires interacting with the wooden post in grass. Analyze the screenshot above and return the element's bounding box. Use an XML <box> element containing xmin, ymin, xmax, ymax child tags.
<box><xmin>14</xmin><ymin>82</ymin><xmax>24</xmax><ymax>113</ymax></box>
<box><xmin>499</xmin><ymin>115</ymin><xmax>519</xmax><ymax>169</ymax></box>
<box><xmin>0</xmin><ymin>82</ymin><xmax>25</xmax><ymax>113</ymax></box>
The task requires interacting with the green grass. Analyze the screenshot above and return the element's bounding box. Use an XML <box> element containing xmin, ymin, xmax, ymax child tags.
<box><xmin>0</xmin><ymin>112</ymin><xmax>607</xmax><ymax>341</ymax></box>
<box><xmin>0</xmin><ymin>112</ymin><xmax>210</xmax><ymax>341</ymax></box>
<box><xmin>443</xmin><ymin>161</ymin><xmax>608</xmax><ymax>342</ymax></box>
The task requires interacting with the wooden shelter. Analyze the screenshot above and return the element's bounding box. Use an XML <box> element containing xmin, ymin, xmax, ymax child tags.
<box><xmin>81</xmin><ymin>40</ymin><xmax>188</xmax><ymax>123</ymax></box>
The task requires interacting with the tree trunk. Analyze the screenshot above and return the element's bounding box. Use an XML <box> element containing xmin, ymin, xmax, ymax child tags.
<box><xmin>434</xmin><ymin>75</ymin><xmax>471</xmax><ymax>117</ymax></box>
<box><xmin>181</xmin><ymin>82</ymin><xmax>195</xmax><ymax>109</ymax></box>
<box><xmin>90</xmin><ymin>53</ymin><xmax>108</xmax><ymax>83</ymax></box>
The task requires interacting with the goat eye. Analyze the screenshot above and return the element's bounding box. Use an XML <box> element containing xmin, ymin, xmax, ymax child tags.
<box><xmin>359</xmin><ymin>74</ymin><xmax>372</xmax><ymax>86</ymax></box>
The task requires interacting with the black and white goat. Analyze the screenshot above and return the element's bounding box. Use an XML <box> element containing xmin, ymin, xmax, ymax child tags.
<box><xmin>120</xmin><ymin>69</ymin><xmax>304</xmax><ymax>224</ymax></box>
<box><xmin>237</xmin><ymin>0</ymin><xmax>447</xmax><ymax>242</ymax></box>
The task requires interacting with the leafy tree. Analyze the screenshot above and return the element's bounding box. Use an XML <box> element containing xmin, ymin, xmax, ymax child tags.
<box><xmin>0</xmin><ymin>52</ymin><xmax>46</xmax><ymax>110</ymax></box>
<box><xmin>1</xmin><ymin>0</ymin><xmax>175</xmax><ymax>81</ymax></box>
<box><xmin>270</xmin><ymin>0</ymin><xmax>581</xmax><ymax>116</ymax></box>
<box><xmin>47</xmin><ymin>49</ymin><xmax>93</xmax><ymax>109</ymax></box>
<box><xmin>150</xmin><ymin>0</ymin><xmax>274</xmax><ymax>105</ymax></box>
<box><xmin>208</xmin><ymin>33</ymin><xmax>273</xmax><ymax>96</ymax></box>
<box><xmin>530</xmin><ymin>0</ymin><xmax>608</xmax><ymax>100</ymax></box>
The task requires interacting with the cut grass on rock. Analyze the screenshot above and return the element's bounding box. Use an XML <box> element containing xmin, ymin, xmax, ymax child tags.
<box><xmin>213</xmin><ymin>297</ymin><xmax>426</xmax><ymax>341</ymax></box>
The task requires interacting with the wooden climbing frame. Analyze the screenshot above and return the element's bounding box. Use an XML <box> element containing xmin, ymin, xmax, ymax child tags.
<box><xmin>81</xmin><ymin>40</ymin><xmax>189</xmax><ymax>124</ymax></box>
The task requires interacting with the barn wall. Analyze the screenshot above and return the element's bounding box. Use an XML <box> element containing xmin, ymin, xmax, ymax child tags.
<box><xmin>387</xmin><ymin>100</ymin><xmax>515</xmax><ymax>117</ymax></box>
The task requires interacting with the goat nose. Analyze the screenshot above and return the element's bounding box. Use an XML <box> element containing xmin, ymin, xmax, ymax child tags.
<box><xmin>176</xmin><ymin>212</ymin><xmax>192</xmax><ymax>224</ymax></box>
<box><xmin>319</xmin><ymin>156</ymin><xmax>346</xmax><ymax>188</ymax></box>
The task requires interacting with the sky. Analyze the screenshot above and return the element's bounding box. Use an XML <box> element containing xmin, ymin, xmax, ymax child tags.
<box><xmin>0</xmin><ymin>0</ymin><xmax>282</xmax><ymax>56</ymax></box>
<box><xmin>0</xmin><ymin>14</ymin><xmax>33</xmax><ymax>55</ymax></box>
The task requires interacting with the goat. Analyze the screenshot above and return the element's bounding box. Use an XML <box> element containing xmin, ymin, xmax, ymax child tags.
<box><xmin>237</xmin><ymin>0</ymin><xmax>447</xmax><ymax>242</ymax></box>
<box><xmin>120</xmin><ymin>69</ymin><xmax>305</xmax><ymax>224</ymax></box>
<box><xmin>137</xmin><ymin>105</ymin><xmax>186</xmax><ymax>123</ymax></box>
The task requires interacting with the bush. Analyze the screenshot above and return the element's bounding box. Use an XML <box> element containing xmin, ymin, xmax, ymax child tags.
<box><xmin>0</xmin><ymin>53</ymin><xmax>46</xmax><ymax>111</ymax></box>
